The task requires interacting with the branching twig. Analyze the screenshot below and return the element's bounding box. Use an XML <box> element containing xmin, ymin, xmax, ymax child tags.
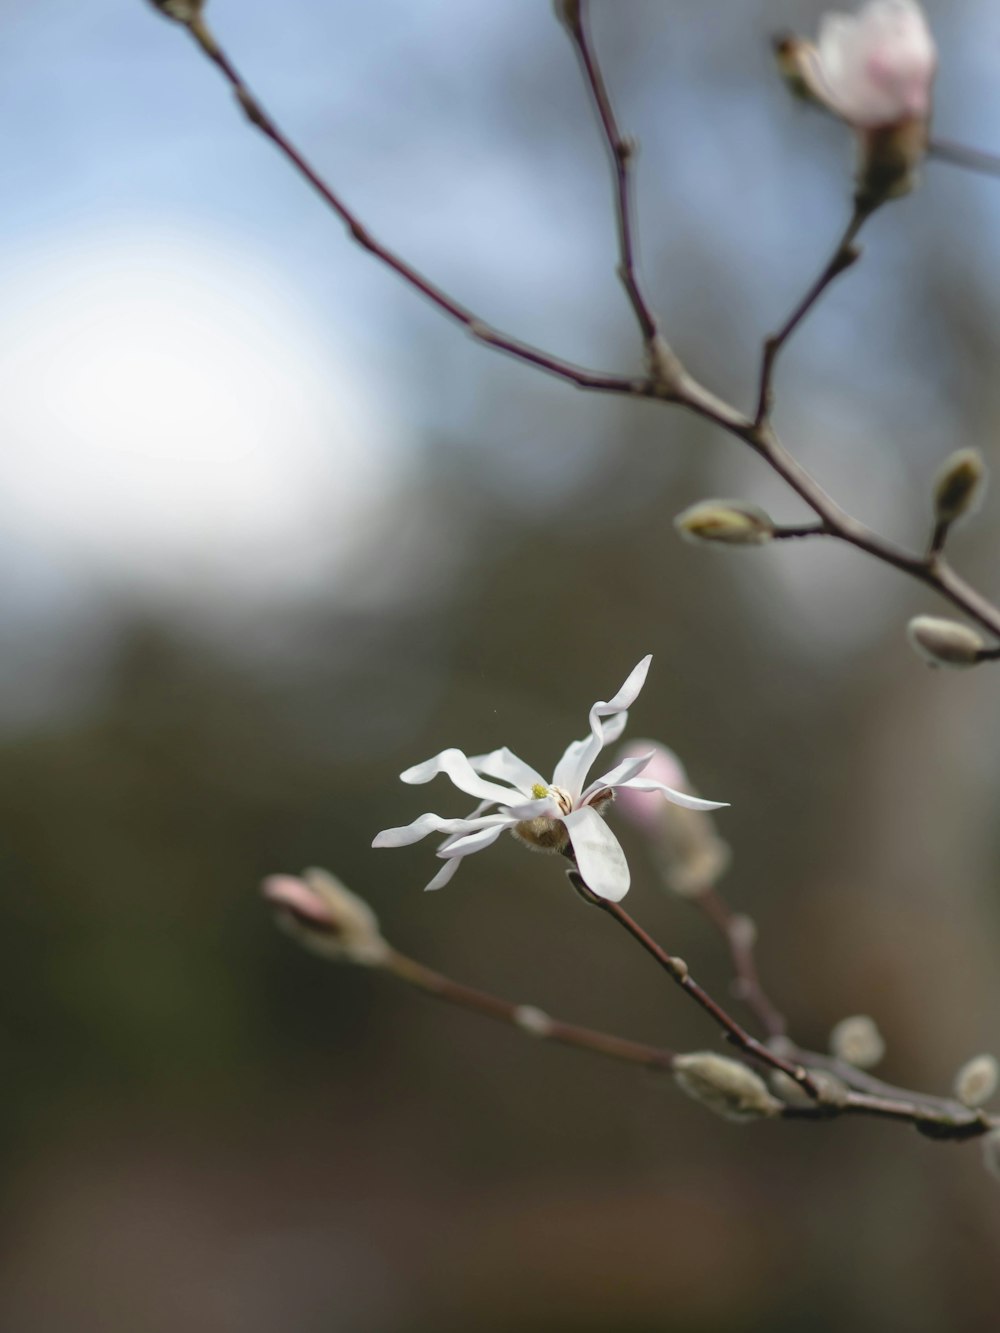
<box><xmin>384</xmin><ymin>920</ymin><xmax>997</xmax><ymax>1140</ymax></box>
<box><xmin>385</xmin><ymin>947</ymin><xmax>676</xmax><ymax>1071</ymax></box>
<box><xmin>181</xmin><ymin>18</ymin><xmax>642</xmax><ymax>399</ymax></box>
<box><xmin>695</xmin><ymin>887</ymin><xmax>788</xmax><ymax>1040</ymax></box>
<box><xmin>558</xmin><ymin>4</ymin><xmax>660</xmax><ymax>349</ymax></box>
<box><xmin>929</xmin><ymin>136</ymin><xmax>1000</xmax><ymax>180</ymax></box>
<box><xmin>166</xmin><ymin>11</ymin><xmax>1000</xmax><ymax>646</ymax></box>
<box><xmin>566</xmin><ymin>867</ymin><xmax>821</xmax><ymax>1099</ymax></box>
<box><xmin>754</xmin><ymin>201</ymin><xmax>870</xmax><ymax>427</ymax></box>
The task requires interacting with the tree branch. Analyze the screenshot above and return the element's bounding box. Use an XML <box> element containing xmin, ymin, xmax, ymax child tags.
<box><xmin>385</xmin><ymin>946</ymin><xmax>677</xmax><ymax>1071</ymax></box>
<box><xmin>566</xmin><ymin>868</ymin><xmax>822</xmax><ymax>1100</ymax></box>
<box><xmin>167</xmin><ymin>13</ymin><xmax>1000</xmax><ymax>648</ymax></box>
<box><xmin>182</xmin><ymin>19</ymin><xmax>642</xmax><ymax>398</ymax></box>
<box><xmin>754</xmin><ymin>201</ymin><xmax>870</xmax><ymax>427</ymax></box>
<box><xmin>929</xmin><ymin>136</ymin><xmax>1000</xmax><ymax>181</ymax></box>
<box><xmin>560</xmin><ymin>2</ymin><xmax>660</xmax><ymax>347</ymax></box>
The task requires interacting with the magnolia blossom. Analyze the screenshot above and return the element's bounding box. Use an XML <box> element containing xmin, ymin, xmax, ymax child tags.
<box><xmin>797</xmin><ymin>0</ymin><xmax>936</xmax><ymax>128</ymax></box>
<box><xmin>779</xmin><ymin>1</ymin><xmax>936</xmax><ymax>202</ymax></box>
<box><xmin>373</xmin><ymin>656</ymin><xmax>726</xmax><ymax>902</ymax></box>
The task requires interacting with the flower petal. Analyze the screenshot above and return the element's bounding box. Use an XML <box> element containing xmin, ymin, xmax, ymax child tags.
<box><xmin>436</xmin><ymin>822</ymin><xmax>509</xmax><ymax>859</ymax></box>
<box><xmin>502</xmin><ymin>795</ymin><xmax>561</xmax><ymax>821</ymax></box>
<box><xmin>423</xmin><ymin>855</ymin><xmax>465</xmax><ymax>892</ymax></box>
<box><xmin>562</xmin><ymin>805</ymin><xmax>631</xmax><ymax>902</ymax></box>
<box><xmin>466</xmin><ymin>746</ymin><xmax>546</xmax><ymax>797</ymax></box>
<box><xmin>400</xmin><ymin>748</ymin><xmax>522</xmax><ymax>806</ymax></box>
<box><xmin>614</xmin><ymin>778</ymin><xmax>728</xmax><ymax>812</ymax></box>
<box><xmin>372</xmin><ymin>810</ymin><xmax>508</xmax><ymax>849</ymax></box>
<box><xmin>582</xmin><ymin>750</ymin><xmax>654</xmax><ymax>799</ymax></box>
<box><xmin>551</xmin><ymin>655</ymin><xmax>653</xmax><ymax>798</ymax></box>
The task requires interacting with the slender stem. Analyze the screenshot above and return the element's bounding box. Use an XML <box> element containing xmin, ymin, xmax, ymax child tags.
<box><xmin>696</xmin><ymin>888</ymin><xmax>788</xmax><ymax>1039</ymax></box>
<box><xmin>929</xmin><ymin>516</ymin><xmax>951</xmax><ymax>558</ymax></box>
<box><xmin>772</xmin><ymin>522</ymin><xmax>829</xmax><ymax>541</ymax></box>
<box><xmin>169</xmin><ymin>14</ymin><xmax>1000</xmax><ymax>646</ymax></box>
<box><xmin>754</xmin><ymin>202</ymin><xmax>871</xmax><ymax>427</ymax></box>
<box><xmin>562</xmin><ymin>3</ymin><xmax>659</xmax><ymax>346</ymax></box>
<box><xmin>184</xmin><ymin>19</ymin><xmax>642</xmax><ymax>399</ymax></box>
<box><xmin>929</xmin><ymin>136</ymin><xmax>1000</xmax><ymax>180</ymax></box>
<box><xmin>384</xmin><ymin>947</ymin><xmax>676</xmax><ymax>1072</ymax></box>
<box><xmin>567</xmin><ymin>869</ymin><xmax>821</xmax><ymax>1099</ymax></box>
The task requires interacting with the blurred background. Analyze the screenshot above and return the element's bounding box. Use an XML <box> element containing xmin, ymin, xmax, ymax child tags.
<box><xmin>1</xmin><ymin>1</ymin><xmax>1000</xmax><ymax>1329</ymax></box>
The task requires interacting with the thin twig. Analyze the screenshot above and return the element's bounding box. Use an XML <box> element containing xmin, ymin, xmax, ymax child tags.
<box><xmin>561</xmin><ymin>3</ymin><xmax>660</xmax><ymax>347</ymax></box>
<box><xmin>169</xmin><ymin>13</ymin><xmax>1000</xmax><ymax>647</ymax></box>
<box><xmin>754</xmin><ymin>201</ymin><xmax>871</xmax><ymax>427</ymax></box>
<box><xmin>772</xmin><ymin>522</ymin><xmax>829</xmax><ymax>541</ymax></box>
<box><xmin>183</xmin><ymin>19</ymin><xmax>642</xmax><ymax>399</ymax></box>
<box><xmin>385</xmin><ymin>947</ymin><xmax>676</xmax><ymax>1072</ymax></box>
<box><xmin>929</xmin><ymin>136</ymin><xmax>1000</xmax><ymax>180</ymax></box>
<box><xmin>567</xmin><ymin>868</ymin><xmax>821</xmax><ymax>1099</ymax></box>
<box><xmin>696</xmin><ymin>888</ymin><xmax>788</xmax><ymax>1040</ymax></box>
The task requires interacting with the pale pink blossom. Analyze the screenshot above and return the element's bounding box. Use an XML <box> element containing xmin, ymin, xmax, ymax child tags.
<box><xmin>805</xmin><ymin>0</ymin><xmax>936</xmax><ymax>128</ymax></box>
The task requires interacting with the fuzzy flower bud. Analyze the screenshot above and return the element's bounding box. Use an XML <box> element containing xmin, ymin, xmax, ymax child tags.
<box><xmin>675</xmin><ymin>500</ymin><xmax>775</xmax><ymax>548</ymax></box>
<box><xmin>615</xmin><ymin>742</ymin><xmax>730</xmax><ymax>896</ymax></box>
<box><xmin>262</xmin><ymin>868</ymin><xmax>389</xmax><ymax>966</ymax></box>
<box><xmin>933</xmin><ymin>448</ymin><xmax>987</xmax><ymax>527</ymax></box>
<box><xmin>829</xmin><ymin>1014</ymin><xmax>886</xmax><ymax>1069</ymax></box>
<box><xmin>907</xmin><ymin>616</ymin><xmax>985</xmax><ymax>669</ymax></box>
<box><xmin>770</xmin><ymin>1067</ymin><xmax>850</xmax><ymax>1109</ymax></box>
<box><xmin>673</xmin><ymin>1052</ymin><xmax>783</xmax><ymax>1122</ymax></box>
<box><xmin>147</xmin><ymin>0</ymin><xmax>205</xmax><ymax>22</ymax></box>
<box><xmin>953</xmin><ymin>1054</ymin><xmax>999</xmax><ymax>1109</ymax></box>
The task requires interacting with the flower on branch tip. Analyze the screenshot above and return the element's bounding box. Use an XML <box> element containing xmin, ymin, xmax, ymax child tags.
<box><xmin>777</xmin><ymin>1</ymin><xmax>936</xmax><ymax>203</ymax></box>
<box><xmin>372</xmin><ymin>656</ymin><xmax>727</xmax><ymax>903</ymax></box>
<box><xmin>262</xmin><ymin>868</ymin><xmax>389</xmax><ymax>966</ymax></box>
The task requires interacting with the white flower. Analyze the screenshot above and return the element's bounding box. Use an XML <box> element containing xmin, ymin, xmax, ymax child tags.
<box><xmin>372</xmin><ymin>656</ymin><xmax>726</xmax><ymax>902</ymax></box>
<box><xmin>803</xmin><ymin>0</ymin><xmax>936</xmax><ymax>127</ymax></box>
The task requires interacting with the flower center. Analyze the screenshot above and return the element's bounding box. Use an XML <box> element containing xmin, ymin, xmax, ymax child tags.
<box><xmin>531</xmin><ymin>783</ymin><xmax>573</xmax><ymax>815</ymax></box>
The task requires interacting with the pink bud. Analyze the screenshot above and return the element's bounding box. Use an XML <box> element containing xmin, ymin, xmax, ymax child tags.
<box><xmin>813</xmin><ymin>0</ymin><xmax>936</xmax><ymax>129</ymax></box>
<box><xmin>614</xmin><ymin>742</ymin><xmax>730</xmax><ymax>896</ymax></box>
<box><xmin>614</xmin><ymin>741</ymin><xmax>690</xmax><ymax>836</ymax></box>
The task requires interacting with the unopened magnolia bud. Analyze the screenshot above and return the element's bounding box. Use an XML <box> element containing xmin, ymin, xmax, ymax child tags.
<box><xmin>907</xmin><ymin>615</ymin><xmax>985</xmax><ymax>668</ymax></box>
<box><xmin>675</xmin><ymin>501</ymin><xmax>774</xmax><ymax>547</ymax></box>
<box><xmin>953</xmin><ymin>1054</ymin><xmax>999</xmax><ymax>1109</ymax></box>
<box><xmin>262</xmin><ymin>868</ymin><xmax>389</xmax><ymax>966</ymax></box>
<box><xmin>770</xmin><ymin>1067</ymin><xmax>849</xmax><ymax>1109</ymax></box>
<box><xmin>933</xmin><ymin>448</ymin><xmax>986</xmax><ymax>526</ymax></box>
<box><xmin>673</xmin><ymin>1052</ymin><xmax>783</xmax><ymax>1122</ymax></box>
<box><xmin>147</xmin><ymin>0</ymin><xmax>205</xmax><ymax>23</ymax></box>
<box><xmin>982</xmin><ymin>1129</ymin><xmax>1000</xmax><ymax>1183</ymax></box>
<box><xmin>616</xmin><ymin>741</ymin><xmax>730</xmax><ymax>896</ymax></box>
<box><xmin>829</xmin><ymin>1014</ymin><xmax>885</xmax><ymax>1069</ymax></box>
